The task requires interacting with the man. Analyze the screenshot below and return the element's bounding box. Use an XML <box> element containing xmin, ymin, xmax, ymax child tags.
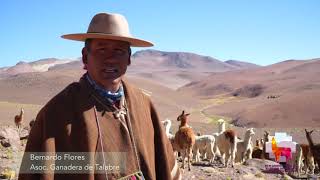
<box><xmin>19</xmin><ymin>12</ymin><xmax>181</xmax><ymax>180</ymax></box>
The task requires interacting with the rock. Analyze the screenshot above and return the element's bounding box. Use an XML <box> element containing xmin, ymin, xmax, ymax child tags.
<box><xmin>0</xmin><ymin>167</ymin><xmax>16</xmax><ymax>180</ymax></box>
<box><xmin>254</xmin><ymin>172</ymin><xmax>265</xmax><ymax>179</ymax></box>
<box><xmin>200</xmin><ymin>167</ymin><xmax>216</xmax><ymax>173</ymax></box>
<box><xmin>19</xmin><ymin>129</ymin><xmax>29</xmax><ymax>140</ymax></box>
<box><xmin>244</xmin><ymin>158</ymin><xmax>282</xmax><ymax>171</ymax></box>
<box><xmin>242</xmin><ymin>173</ymin><xmax>265</xmax><ymax>180</ymax></box>
<box><xmin>0</xmin><ymin>127</ymin><xmax>21</xmax><ymax>151</ymax></box>
<box><xmin>0</xmin><ymin>152</ymin><xmax>9</xmax><ymax>159</ymax></box>
<box><xmin>282</xmin><ymin>174</ymin><xmax>293</xmax><ymax>180</ymax></box>
<box><xmin>217</xmin><ymin>168</ymin><xmax>226</xmax><ymax>173</ymax></box>
<box><xmin>307</xmin><ymin>174</ymin><xmax>319</xmax><ymax>180</ymax></box>
<box><xmin>0</xmin><ymin>139</ymin><xmax>10</xmax><ymax>147</ymax></box>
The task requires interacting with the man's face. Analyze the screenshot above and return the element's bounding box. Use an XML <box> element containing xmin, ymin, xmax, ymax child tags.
<box><xmin>82</xmin><ymin>39</ymin><xmax>130</xmax><ymax>89</ymax></box>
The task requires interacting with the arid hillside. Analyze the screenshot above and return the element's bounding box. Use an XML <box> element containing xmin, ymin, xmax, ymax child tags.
<box><xmin>179</xmin><ymin>59</ymin><xmax>320</xmax><ymax>127</ymax></box>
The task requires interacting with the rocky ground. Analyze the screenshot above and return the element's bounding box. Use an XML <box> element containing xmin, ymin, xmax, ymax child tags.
<box><xmin>180</xmin><ymin>159</ymin><xmax>319</xmax><ymax>180</ymax></box>
<box><xmin>0</xmin><ymin>125</ymin><xmax>319</xmax><ymax>180</ymax></box>
<box><xmin>0</xmin><ymin>126</ymin><xmax>28</xmax><ymax>179</ymax></box>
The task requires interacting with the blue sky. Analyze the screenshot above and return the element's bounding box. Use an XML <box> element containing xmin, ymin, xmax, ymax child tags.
<box><xmin>1</xmin><ymin>0</ymin><xmax>320</xmax><ymax>67</ymax></box>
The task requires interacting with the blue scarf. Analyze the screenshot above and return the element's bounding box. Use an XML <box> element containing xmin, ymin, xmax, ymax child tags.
<box><xmin>85</xmin><ymin>73</ymin><xmax>124</xmax><ymax>104</ymax></box>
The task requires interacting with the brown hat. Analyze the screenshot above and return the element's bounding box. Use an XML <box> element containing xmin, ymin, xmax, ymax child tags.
<box><xmin>61</xmin><ymin>12</ymin><xmax>153</xmax><ymax>47</ymax></box>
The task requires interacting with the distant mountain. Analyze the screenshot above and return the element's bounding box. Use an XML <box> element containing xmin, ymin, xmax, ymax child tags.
<box><xmin>0</xmin><ymin>50</ymin><xmax>260</xmax><ymax>89</ymax></box>
<box><xmin>1</xmin><ymin>50</ymin><xmax>258</xmax><ymax>77</ymax></box>
<box><xmin>0</xmin><ymin>58</ymin><xmax>73</xmax><ymax>77</ymax></box>
<box><xmin>225</xmin><ymin>60</ymin><xmax>260</xmax><ymax>69</ymax></box>
<box><xmin>129</xmin><ymin>50</ymin><xmax>260</xmax><ymax>89</ymax></box>
<box><xmin>131</xmin><ymin>49</ymin><xmax>237</xmax><ymax>72</ymax></box>
<box><xmin>48</xmin><ymin>60</ymin><xmax>83</xmax><ymax>71</ymax></box>
<box><xmin>2</xmin><ymin>61</ymin><xmax>36</xmax><ymax>76</ymax></box>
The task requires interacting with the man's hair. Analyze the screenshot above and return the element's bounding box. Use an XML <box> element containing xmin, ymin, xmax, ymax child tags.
<box><xmin>85</xmin><ymin>39</ymin><xmax>92</xmax><ymax>51</ymax></box>
<box><xmin>84</xmin><ymin>39</ymin><xmax>131</xmax><ymax>55</ymax></box>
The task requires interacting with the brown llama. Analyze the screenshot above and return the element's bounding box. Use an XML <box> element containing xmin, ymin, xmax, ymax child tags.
<box><xmin>305</xmin><ymin>129</ymin><xmax>320</xmax><ymax>169</ymax></box>
<box><xmin>252</xmin><ymin>139</ymin><xmax>264</xmax><ymax>159</ymax></box>
<box><xmin>14</xmin><ymin>108</ymin><xmax>24</xmax><ymax>130</ymax></box>
<box><xmin>296</xmin><ymin>144</ymin><xmax>315</xmax><ymax>176</ymax></box>
<box><xmin>173</xmin><ymin>110</ymin><xmax>195</xmax><ymax>171</ymax></box>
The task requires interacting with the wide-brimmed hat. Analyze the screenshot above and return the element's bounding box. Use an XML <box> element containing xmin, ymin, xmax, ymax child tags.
<box><xmin>61</xmin><ymin>12</ymin><xmax>153</xmax><ymax>47</ymax></box>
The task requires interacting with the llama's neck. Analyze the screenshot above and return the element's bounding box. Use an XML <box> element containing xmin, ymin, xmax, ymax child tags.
<box><xmin>20</xmin><ymin>109</ymin><xmax>24</xmax><ymax>118</ymax></box>
<box><xmin>264</xmin><ymin>135</ymin><xmax>269</xmax><ymax>145</ymax></box>
<box><xmin>262</xmin><ymin>135</ymin><xmax>269</xmax><ymax>158</ymax></box>
<box><xmin>255</xmin><ymin>140</ymin><xmax>260</xmax><ymax>147</ymax></box>
<box><xmin>306</xmin><ymin>134</ymin><xmax>315</xmax><ymax>147</ymax></box>
<box><xmin>244</xmin><ymin>132</ymin><xmax>253</xmax><ymax>149</ymax></box>
<box><xmin>219</xmin><ymin>122</ymin><xmax>225</xmax><ymax>133</ymax></box>
<box><xmin>257</xmin><ymin>140</ymin><xmax>263</xmax><ymax>149</ymax></box>
<box><xmin>164</xmin><ymin>124</ymin><xmax>171</xmax><ymax>135</ymax></box>
<box><xmin>180</xmin><ymin>119</ymin><xmax>188</xmax><ymax>128</ymax></box>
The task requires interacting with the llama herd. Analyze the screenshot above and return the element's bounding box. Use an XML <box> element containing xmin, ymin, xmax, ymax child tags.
<box><xmin>162</xmin><ymin>110</ymin><xmax>320</xmax><ymax>178</ymax></box>
<box><xmin>11</xmin><ymin>107</ymin><xmax>320</xmax><ymax>177</ymax></box>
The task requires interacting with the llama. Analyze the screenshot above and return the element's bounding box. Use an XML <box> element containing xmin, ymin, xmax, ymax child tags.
<box><xmin>252</xmin><ymin>139</ymin><xmax>264</xmax><ymax>159</ymax></box>
<box><xmin>256</xmin><ymin>138</ymin><xmax>264</xmax><ymax>149</ymax></box>
<box><xmin>212</xmin><ymin>119</ymin><xmax>226</xmax><ymax>153</ymax></box>
<box><xmin>212</xmin><ymin>119</ymin><xmax>226</xmax><ymax>137</ymax></box>
<box><xmin>235</xmin><ymin>128</ymin><xmax>255</xmax><ymax>163</ymax></box>
<box><xmin>193</xmin><ymin>135</ymin><xmax>202</xmax><ymax>163</ymax></box>
<box><xmin>260</xmin><ymin>139</ymin><xmax>265</xmax><ymax>148</ymax></box>
<box><xmin>262</xmin><ymin>131</ymin><xmax>271</xmax><ymax>159</ymax></box>
<box><xmin>217</xmin><ymin>119</ymin><xmax>226</xmax><ymax>133</ymax></box>
<box><xmin>214</xmin><ymin>129</ymin><xmax>237</xmax><ymax>167</ymax></box>
<box><xmin>295</xmin><ymin>144</ymin><xmax>315</xmax><ymax>176</ymax></box>
<box><xmin>14</xmin><ymin>108</ymin><xmax>24</xmax><ymax>130</ymax></box>
<box><xmin>161</xmin><ymin>119</ymin><xmax>174</xmax><ymax>140</ymax></box>
<box><xmin>305</xmin><ymin>129</ymin><xmax>320</xmax><ymax>171</ymax></box>
<box><xmin>192</xmin><ymin>134</ymin><xmax>216</xmax><ymax>163</ymax></box>
<box><xmin>161</xmin><ymin>119</ymin><xmax>176</xmax><ymax>157</ymax></box>
<box><xmin>173</xmin><ymin>111</ymin><xmax>195</xmax><ymax>171</ymax></box>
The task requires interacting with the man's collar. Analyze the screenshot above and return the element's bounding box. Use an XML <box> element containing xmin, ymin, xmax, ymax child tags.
<box><xmin>85</xmin><ymin>73</ymin><xmax>124</xmax><ymax>104</ymax></box>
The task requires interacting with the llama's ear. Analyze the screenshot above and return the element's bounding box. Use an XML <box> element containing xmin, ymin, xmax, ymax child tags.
<box><xmin>186</xmin><ymin>113</ymin><xmax>190</xmax><ymax>116</ymax></box>
<box><xmin>310</xmin><ymin>130</ymin><xmax>314</xmax><ymax>134</ymax></box>
<box><xmin>305</xmin><ymin>129</ymin><xmax>308</xmax><ymax>133</ymax></box>
<box><xmin>182</xmin><ymin>110</ymin><xmax>185</xmax><ymax>115</ymax></box>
